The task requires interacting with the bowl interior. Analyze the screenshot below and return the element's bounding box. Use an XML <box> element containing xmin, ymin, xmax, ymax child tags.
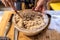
<box><xmin>12</xmin><ymin>9</ymin><xmax>51</xmax><ymax>36</ymax></box>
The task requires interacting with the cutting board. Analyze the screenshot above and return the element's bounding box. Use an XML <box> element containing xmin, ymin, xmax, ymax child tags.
<box><xmin>0</xmin><ymin>11</ymin><xmax>60</xmax><ymax>40</ymax></box>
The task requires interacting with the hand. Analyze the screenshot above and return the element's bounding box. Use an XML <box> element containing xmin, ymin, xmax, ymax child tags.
<box><xmin>33</xmin><ymin>0</ymin><xmax>47</xmax><ymax>13</ymax></box>
<box><xmin>1</xmin><ymin>0</ymin><xmax>17</xmax><ymax>12</ymax></box>
<box><xmin>1</xmin><ymin>0</ymin><xmax>15</xmax><ymax>7</ymax></box>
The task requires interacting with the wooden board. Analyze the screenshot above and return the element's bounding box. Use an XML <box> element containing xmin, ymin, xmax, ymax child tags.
<box><xmin>0</xmin><ymin>11</ymin><xmax>60</xmax><ymax>40</ymax></box>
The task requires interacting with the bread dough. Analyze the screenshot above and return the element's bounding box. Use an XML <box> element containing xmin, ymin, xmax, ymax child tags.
<box><xmin>13</xmin><ymin>10</ymin><xmax>46</xmax><ymax>30</ymax></box>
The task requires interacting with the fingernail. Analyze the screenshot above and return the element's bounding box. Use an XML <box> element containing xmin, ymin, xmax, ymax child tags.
<box><xmin>35</xmin><ymin>7</ymin><xmax>38</xmax><ymax>10</ymax></box>
<box><xmin>35</xmin><ymin>8</ymin><xmax>37</xmax><ymax>10</ymax></box>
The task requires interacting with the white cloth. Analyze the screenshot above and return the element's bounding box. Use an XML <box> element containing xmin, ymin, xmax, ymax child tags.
<box><xmin>46</xmin><ymin>11</ymin><xmax>60</xmax><ymax>32</ymax></box>
<box><xmin>0</xmin><ymin>11</ymin><xmax>3</xmax><ymax>22</ymax></box>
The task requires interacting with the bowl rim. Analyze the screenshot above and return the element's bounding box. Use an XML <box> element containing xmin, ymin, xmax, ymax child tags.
<box><xmin>13</xmin><ymin>13</ymin><xmax>51</xmax><ymax>34</ymax></box>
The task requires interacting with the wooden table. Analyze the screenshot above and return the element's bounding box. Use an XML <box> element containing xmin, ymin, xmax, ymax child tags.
<box><xmin>0</xmin><ymin>11</ymin><xmax>60</xmax><ymax>40</ymax></box>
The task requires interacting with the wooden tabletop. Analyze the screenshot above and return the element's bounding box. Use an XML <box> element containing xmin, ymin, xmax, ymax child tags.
<box><xmin>0</xmin><ymin>11</ymin><xmax>60</xmax><ymax>40</ymax></box>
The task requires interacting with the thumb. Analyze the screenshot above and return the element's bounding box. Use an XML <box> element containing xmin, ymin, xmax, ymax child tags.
<box><xmin>35</xmin><ymin>1</ymin><xmax>42</xmax><ymax>11</ymax></box>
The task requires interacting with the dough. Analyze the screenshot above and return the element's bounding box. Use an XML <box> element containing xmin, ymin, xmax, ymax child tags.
<box><xmin>13</xmin><ymin>10</ymin><xmax>46</xmax><ymax>30</ymax></box>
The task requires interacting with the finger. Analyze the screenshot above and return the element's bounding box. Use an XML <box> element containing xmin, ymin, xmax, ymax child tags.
<box><xmin>35</xmin><ymin>0</ymin><xmax>44</xmax><ymax>11</ymax></box>
<box><xmin>42</xmin><ymin>6</ymin><xmax>46</xmax><ymax>13</ymax></box>
<box><xmin>7</xmin><ymin>0</ymin><xmax>16</xmax><ymax>11</ymax></box>
<box><xmin>38</xmin><ymin>5</ymin><xmax>45</xmax><ymax>13</ymax></box>
<box><xmin>38</xmin><ymin>7</ymin><xmax>42</xmax><ymax>12</ymax></box>
<box><xmin>35</xmin><ymin>1</ymin><xmax>41</xmax><ymax>10</ymax></box>
<box><xmin>32</xmin><ymin>7</ymin><xmax>37</xmax><ymax>12</ymax></box>
<box><xmin>35</xmin><ymin>4</ymin><xmax>40</xmax><ymax>11</ymax></box>
<box><xmin>33</xmin><ymin>7</ymin><xmax>41</xmax><ymax>12</ymax></box>
<box><xmin>36</xmin><ymin>5</ymin><xmax>43</xmax><ymax>13</ymax></box>
<box><xmin>32</xmin><ymin>7</ymin><xmax>35</xmax><ymax>11</ymax></box>
<box><xmin>1</xmin><ymin>0</ymin><xmax>7</xmax><ymax>7</ymax></box>
<box><xmin>32</xmin><ymin>7</ymin><xmax>36</xmax><ymax>11</ymax></box>
<box><xmin>6</xmin><ymin>0</ymin><xmax>14</xmax><ymax>8</ymax></box>
<box><xmin>39</xmin><ymin>5</ymin><xmax>43</xmax><ymax>12</ymax></box>
<box><xmin>11</xmin><ymin>0</ymin><xmax>14</xmax><ymax>6</ymax></box>
<box><xmin>5</xmin><ymin>0</ymin><xmax>10</xmax><ymax>7</ymax></box>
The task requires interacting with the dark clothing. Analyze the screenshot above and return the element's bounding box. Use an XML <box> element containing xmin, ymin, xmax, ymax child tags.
<box><xmin>24</xmin><ymin>0</ymin><xmax>35</xmax><ymax>9</ymax></box>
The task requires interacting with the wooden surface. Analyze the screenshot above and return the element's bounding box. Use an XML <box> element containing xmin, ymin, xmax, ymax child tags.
<box><xmin>0</xmin><ymin>11</ymin><xmax>60</xmax><ymax>40</ymax></box>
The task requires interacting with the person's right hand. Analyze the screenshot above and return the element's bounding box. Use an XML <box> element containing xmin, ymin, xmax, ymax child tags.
<box><xmin>32</xmin><ymin>0</ymin><xmax>47</xmax><ymax>13</ymax></box>
<box><xmin>1</xmin><ymin>0</ymin><xmax>15</xmax><ymax>7</ymax></box>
